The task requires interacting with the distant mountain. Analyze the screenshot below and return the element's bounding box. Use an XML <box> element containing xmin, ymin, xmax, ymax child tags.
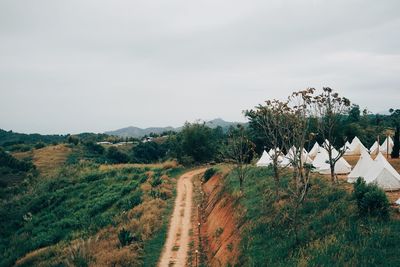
<box><xmin>105</xmin><ymin>118</ymin><xmax>244</xmax><ymax>138</ymax></box>
<box><xmin>105</xmin><ymin>126</ymin><xmax>175</xmax><ymax>138</ymax></box>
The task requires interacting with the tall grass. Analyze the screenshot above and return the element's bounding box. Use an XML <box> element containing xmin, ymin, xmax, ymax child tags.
<box><xmin>224</xmin><ymin>167</ymin><xmax>400</xmax><ymax>266</ymax></box>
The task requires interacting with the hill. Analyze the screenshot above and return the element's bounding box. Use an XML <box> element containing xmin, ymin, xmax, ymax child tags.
<box><xmin>105</xmin><ymin>118</ymin><xmax>245</xmax><ymax>138</ymax></box>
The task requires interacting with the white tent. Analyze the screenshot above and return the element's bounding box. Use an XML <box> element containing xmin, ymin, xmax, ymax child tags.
<box><xmin>345</xmin><ymin>136</ymin><xmax>367</xmax><ymax>155</ymax></box>
<box><xmin>396</xmin><ymin>198</ymin><xmax>400</xmax><ymax>205</ymax></box>
<box><xmin>256</xmin><ymin>150</ymin><xmax>272</xmax><ymax>167</ymax></box>
<box><xmin>257</xmin><ymin>148</ymin><xmax>283</xmax><ymax>167</ymax></box>
<box><xmin>281</xmin><ymin>146</ymin><xmax>312</xmax><ymax>167</ymax></box>
<box><xmin>347</xmin><ymin>148</ymin><xmax>374</xmax><ymax>183</ymax></box>
<box><xmin>369</xmin><ymin>141</ymin><xmax>380</xmax><ymax>155</ymax></box>
<box><xmin>380</xmin><ymin>136</ymin><xmax>394</xmax><ymax>155</ymax></box>
<box><xmin>363</xmin><ymin>153</ymin><xmax>400</xmax><ymax>191</ymax></box>
<box><xmin>308</xmin><ymin>142</ymin><xmax>320</xmax><ymax>159</ymax></box>
<box><xmin>312</xmin><ymin>149</ymin><xmax>329</xmax><ymax>170</ymax></box>
<box><xmin>313</xmin><ymin>147</ymin><xmax>352</xmax><ymax>174</ymax></box>
<box><xmin>341</xmin><ymin>141</ymin><xmax>351</xmax><ymax>154</ymax></box>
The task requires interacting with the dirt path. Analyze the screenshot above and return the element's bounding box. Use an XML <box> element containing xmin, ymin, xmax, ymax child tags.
<box><xmin>158</xmin><ymin>168</ymin><xmax>205</xmax><ymax>267</ymax></box>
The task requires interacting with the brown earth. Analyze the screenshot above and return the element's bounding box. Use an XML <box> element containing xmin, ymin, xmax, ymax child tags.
<box><xmin>200</xmin><ymin>173</ymin><xmax>241</xmax><ymax>267</ymax></box>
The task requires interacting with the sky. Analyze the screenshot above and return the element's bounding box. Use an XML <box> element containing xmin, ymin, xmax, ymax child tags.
<box><xmin>1</xmin><ymin>0</ymin><xmax>400</xmax><ymax>134</ymax></box>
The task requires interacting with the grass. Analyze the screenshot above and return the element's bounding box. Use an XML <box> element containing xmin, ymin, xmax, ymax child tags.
<box><xmin>223</xmin><ymin>166</ymin><xmax>400</xmax><ymax>266</ymax></box>
<box><xmin>0</xmin><ymin>161</ymin><xmax>184</xmax><ymax>267</ymax></box>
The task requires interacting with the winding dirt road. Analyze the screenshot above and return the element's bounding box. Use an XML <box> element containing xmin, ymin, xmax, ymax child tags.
<box><xmin>158</xmin><ymin>168</ymin><xmax>205</xmax><ymax>267</ymax></box>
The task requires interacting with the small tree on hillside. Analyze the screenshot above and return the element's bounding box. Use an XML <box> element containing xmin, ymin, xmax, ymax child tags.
<box><xmin>285</xmin><ymin>89</ymin><xmax>316</xmax><ymax>242</ymax></box>
<box><xmin>312</xmin><ymin>87</ymin><xmax>351</xmax><ymax>183</ymax></box>
<box><xmin>222</xmin><ymin>125</ymin><xmax>255</xmax><ymax>192</ymax></box>
<box><xmin>245</xmin><ymin>100</ymin><xmax>292</xmax><ymax>199</ymax></box>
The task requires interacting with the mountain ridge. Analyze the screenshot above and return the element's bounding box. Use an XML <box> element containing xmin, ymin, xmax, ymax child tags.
<box><xmin>105</xmin><ymin>118</ymin><xmax>245</xmax><ymax>138</ymax></box>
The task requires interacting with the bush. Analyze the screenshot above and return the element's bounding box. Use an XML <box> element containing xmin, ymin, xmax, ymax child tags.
<box><xmin>107</xmin><ymin>147</ymin><xmax>129</xmax><ymax>164</ymax></box>
<box><xmin>34</xmin><ymin>142</ymin><xmax>45</xmax><ymax>149</ymax></box>
<box><xmin>118</xmin><ymin>228</ymin><xmax>138</xmax><ymax>247</ymax></box>
<box><xmin>203</xmin><ymin>168</ymin><xmax>217</xmax><ymax>182</ymax></box>
<box><xmin>353</xmin><ymin>178</ymin><xmax>390</xmax><ymax>219</ymax></box>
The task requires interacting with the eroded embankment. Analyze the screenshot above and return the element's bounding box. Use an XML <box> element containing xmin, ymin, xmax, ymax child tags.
<box><xmin>200</xmin><ymin>174</ymin><xmax>241</xmax><ymax>267</ymax></box>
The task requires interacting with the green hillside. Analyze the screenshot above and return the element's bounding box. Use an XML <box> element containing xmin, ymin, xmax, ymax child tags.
<box><xmin>222</xmin><ymin>167</ymin><xmax>400</xmax><ymax>266</ymax></box>
<box><xmin>0</xmin><ymin>162</ymin><xmax>183</xmax><ymax>266</ymax></box>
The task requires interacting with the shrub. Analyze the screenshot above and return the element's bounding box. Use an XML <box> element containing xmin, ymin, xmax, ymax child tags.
<box><xmin>353</xmin><ymin>178</ymin><xmax>390</xmax><ymax>219</ymax></box>
<box><xmin>65</xmin><ymin>238</ymin><xmax>95</xmax><ymax>267</ymax></box>
<box><xmin>34</xmin><ymin>142</ymin><xmax>45</xmax><ymax>149</ymax></box>
<box><xmin>118</xmin><ymin>228</ymin><xmax>139</xmax><ymax>247</ymax></box>
<box><xmin>107</xmin><ymin>147</ymin><xmax>129</xmax><ymax>164</ymax></box>
<box><xmin>203</xmin><ymin>168</ymin><xmax>217</xmax><ymax>182</ymax></box>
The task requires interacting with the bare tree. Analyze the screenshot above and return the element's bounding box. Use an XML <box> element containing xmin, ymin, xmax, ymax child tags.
<box><xmin>245</xmin><ymin>100</ymin><xmax>292</xmax><ymax>199</ymax></box>
<box><xmin>223</xmin><ymin>124</ymin><xmax>255</xmax><ymax>192</ymax></box>
<box><xmin>285</xmin><ymin>89</ymin><xmax>315</xmax><ymax>242</ymax></box>
<box><xmin>312</xmin><ymin>87</ymin><xmax>351</xmax><ymax>183</ymax></box>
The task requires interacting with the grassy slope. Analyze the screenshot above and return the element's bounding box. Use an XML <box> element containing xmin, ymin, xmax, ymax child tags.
<box><xmin>0</xmin><ymin>162</ymin><xmax>184</xmax><ymax>267</ymax></box>
<box><xmin>223</xmin><ymin>167</ymin><xmax>400</xmax><ymax>266</ymax></box>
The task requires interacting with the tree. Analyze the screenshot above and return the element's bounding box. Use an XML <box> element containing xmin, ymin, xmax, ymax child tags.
<box><xmin>222</xmin><ymin>125</ymin><xmax>255</xmax><ymax>192</ymax></box>
<box><xmin>107</xmin><ymin>147</ymin><xmax>129</xmax><ymax>163</ymax></box>
<box><xmin>312</xmin><ymin>87</ymin><xmax>351</xmax><ymax>183</ymax></box>
<box><xmin>176</xmin><ymin>122</ymin><xmax>221</xmax><ymax>164</ymax></box>
<box><xmin>245</xmin><ymin>99</ymin><xmax>292</xmax><ymax>199</ymax></box>
<box><xmin>131</xmin><ymin>142</ymin><xmax>166</xmax><ymax>163</ymax></box>
<box><xmin>389</xmin><ymin>108</ymin><xmax>400</xmax><ymax>158</ymax></box>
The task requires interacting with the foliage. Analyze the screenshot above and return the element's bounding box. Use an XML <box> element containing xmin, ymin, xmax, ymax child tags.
<box><xmin>131</xmin><ymin>141</ymin><xmax>167</xmax><ymax>163</ymax></box>
<box><xmin>175</xmin><ymin>122</ymin><xmax>224</xmax><ymax>165</ymax></box>
<box><xmin>118</xmin><ymin>228</ymin><xmax>136</xmax><ymax>247</ymax></box>
<box><xmin>106</xmin><ymin>146</ymin><xmax>129</xmax><ymax>163</ymax></box>
<box><xmin>353</xmin><ymin>178</ymin><xmax>390</xmax><ymax>219</ymax></box>
<box><xmin>203</xmin><ymin>168</ymin><xmax>217</xmax><ymax>182</ymax></box>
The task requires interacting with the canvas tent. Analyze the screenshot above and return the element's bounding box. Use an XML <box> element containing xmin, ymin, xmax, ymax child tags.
<box><xmin>380</xmin><ymin>136</ymin><xmax>394</xmax><ymax>155</ymax></box>
<box><xmin>281</xmin><ymin>146</ymin><xmax>312</xmax><ymax>167</ymax></box>
<box><xmin>369</xmin><ymin>141</ymin><xmax>380</xmax><ymax>155</ymax></box>
<box><xmin>347</xmin><ymin>148</ymin><xmax>374</xmax><ymax>183</ymax></box>
<box><xmin>256</xmin><ymin>150</ymin><xmax>272</xmax><ymax>167</ymax></box>
<box><xmin>345</xmin><ymin>136</ymin><xmax>367</xmax><ymax>155</ymax></box>
<box><xmin>308</xmin><ymin>142</ymin><xmax>320</xmax><ymax>159</ymax></box>
<box><xmin>313</xmin><ymin>146</ymin><xmax>352</xmax><ymax>174</ymax></box>
<box><xmin>257</xmin><ymin>148</ymin><xmax>283</xmax><ymax>167</ymax></box>
<box><xmin>363</xmin><ymin>153</ymin><xmax>400</xmax><ymax>191</ymax></box>
<box><xmin>341</xmin><ymin>141</ymin><xmax>351</xmax><ymax>154</ymax></box>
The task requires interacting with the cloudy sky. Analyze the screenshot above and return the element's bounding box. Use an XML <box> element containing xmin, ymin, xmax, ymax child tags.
<box><xmin>1</xmin><ymin>0</ymin><xmax>399</xmax><ymax>134</ymax></box>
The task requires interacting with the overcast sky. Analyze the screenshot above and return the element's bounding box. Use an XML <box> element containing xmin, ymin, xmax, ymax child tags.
<box><xmin>1</xmin><ymin>0</ymin><xmax>399</xmax><ymax>134</ymax></box>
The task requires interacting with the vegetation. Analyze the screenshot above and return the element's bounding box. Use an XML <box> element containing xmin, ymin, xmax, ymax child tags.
<box><xmin>223</xmin><ymin>167</ymin><xmax>400</xmax><ymax>266</ymax></box>
<box><xmin>0</xmin><ymin>161</ymin><xmax>182</xmax><ymax>266</ymax></box>
<box><xmin>353</xmin><ymin>178</ymin><xmax>390</xmax><ymax>219</ymax></box>
<box><xmin>203</xmin><ymin>168</ymin><xmax>217</xmax><ymax>182</ymax></box>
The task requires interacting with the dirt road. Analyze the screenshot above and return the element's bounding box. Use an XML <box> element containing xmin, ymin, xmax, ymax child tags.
<box><xmin>158</xmin><ymin>168</ymin><xmax>205</xmax><ymax>267</ymax></box>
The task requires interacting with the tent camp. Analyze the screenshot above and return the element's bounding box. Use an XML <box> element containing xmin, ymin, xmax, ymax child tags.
<box><xmin>363</xmin><ymin>153</ymin><xmax>400</xmax><ymax>191</ymax></box>
<box><xmin>369</xmin><ymin>141</ymin><xmax>380</xmax><ymax>154</ymax></box>
<box><xmin>380</xmin><ymin>136</ymin><xmax>394</xmax><ymax>155</ymax></box>
<box><xmin>308</xmin><ymin>142</ymin><xmax>320</xmax><ymax>159</ymax></box>
<box><xmin>347</xmin><ymin>148</ymin><xmax>374</xmax><ymax>183</ymax></box>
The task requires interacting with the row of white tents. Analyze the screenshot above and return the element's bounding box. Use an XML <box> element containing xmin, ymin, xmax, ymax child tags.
<box><xmin>256</xmin><ymin>136</ymin><xmax>400</xmax><ymax>191</ymax></box>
